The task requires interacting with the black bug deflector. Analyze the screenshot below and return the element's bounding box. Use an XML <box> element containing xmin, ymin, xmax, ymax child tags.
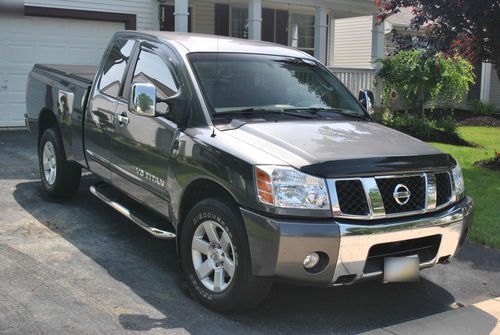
<box><xmin>300</xmin><ymin>154</ymin><xmax>457</xmax><ymax>178</ymax></box>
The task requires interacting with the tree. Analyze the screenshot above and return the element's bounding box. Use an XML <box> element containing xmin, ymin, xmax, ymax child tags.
<box><xmin>376</xmin><ymin>0</ymin><xmax>500</xmax><ymax>80</ymax></box>
<box><xmin>377</xmin><ymin>50</ymin><xmax>475</xmax><ymax>117</ymax></box>
<box><xmin>136</xmin><ymin>93</ymin><xmax>154</xmax><ymax>113</ymax></box>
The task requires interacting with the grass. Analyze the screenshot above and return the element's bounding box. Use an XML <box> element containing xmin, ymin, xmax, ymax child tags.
<box><xmin>429</xmin><ymin>127</ymin><xmax>500</xmax><ymax>249</ymax></box>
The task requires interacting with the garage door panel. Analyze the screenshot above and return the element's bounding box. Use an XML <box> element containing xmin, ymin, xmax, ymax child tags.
<box><xmin>0</xmin><ymin>15</ymin><xmax>124</xmax><ymax>126</ymax></box>
<box><xmin>6</xmin><ymin>45</ymin><xmax>36</xmax><ymax>64</ymax></box>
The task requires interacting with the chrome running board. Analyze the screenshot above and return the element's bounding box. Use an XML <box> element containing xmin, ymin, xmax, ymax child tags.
<box><xmin>90</xmin><ymin>183</ymin><xmax>176</xmax><ymax>240</ymax></box>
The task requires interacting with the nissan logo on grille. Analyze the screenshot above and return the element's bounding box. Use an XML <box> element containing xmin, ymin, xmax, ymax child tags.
<box><xmin>393</xmin><ymin>184</ymin><xmax>411</xmax><ymax>205</ymax></box>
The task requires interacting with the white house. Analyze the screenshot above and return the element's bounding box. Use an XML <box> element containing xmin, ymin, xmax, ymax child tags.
<box><xmin>0</xmin><ymin>0</ymin><xmax>383</xmax><ymax>127</ymax></box>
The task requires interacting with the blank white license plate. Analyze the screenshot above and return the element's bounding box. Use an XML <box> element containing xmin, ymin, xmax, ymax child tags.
<box><xmin>384</xmin><ymin>255</ymin><xmax>419</xmax><ymax>283</ymax></box>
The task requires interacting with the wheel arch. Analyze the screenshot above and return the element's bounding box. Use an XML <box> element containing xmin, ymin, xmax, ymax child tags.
<box><xmin>38</xmin><ymin>108</ymin><xmax>59</xmax><ymax>140</ymax></box>
<box><xmin>176</xmin><ymin>177</ymin><xmax>242</xmax><ymax>249</ymax></box>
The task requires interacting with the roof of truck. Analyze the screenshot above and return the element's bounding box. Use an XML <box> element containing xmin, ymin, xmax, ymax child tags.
<box><xmin>126</xmin><ymin>31</ymin><xmax>314</xmax><ymax>59</ymax></box>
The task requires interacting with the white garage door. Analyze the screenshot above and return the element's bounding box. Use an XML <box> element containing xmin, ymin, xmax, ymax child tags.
<box><xmin>0</xmin><ymin>15</ymin><xmax>125</xmax><ymax>127</ymax></box>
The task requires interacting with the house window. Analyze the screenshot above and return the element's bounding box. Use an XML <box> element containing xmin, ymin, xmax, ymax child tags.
<box><xmin>290</xmin><ymin>13</ymin><xmax>315</xmax><ymax>55</ymax></box>
<box><xmin>231</xmin><ymin>7</ymin><xmax>248</xmax><ymax>39</ymax></box>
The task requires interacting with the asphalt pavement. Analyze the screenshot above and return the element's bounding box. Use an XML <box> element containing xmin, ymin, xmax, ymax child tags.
<box><xmin>1</xmin><ymin>129</ymin><xmax>499</xmax><ymax>335</ymax></box>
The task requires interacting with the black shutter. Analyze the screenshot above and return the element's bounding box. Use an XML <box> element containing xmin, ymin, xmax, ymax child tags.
<box><xmin>261</xmin><ymin>8</ymin><xmax>275</xmax><ymax>42</ymax></box>
<box><xmin>160</xmin><ymin>5</ymin><xmax>175</xmax><ymax>31</ymax></box>
<box><xmin>275</xmin><ymin>10</ymin><xmax>288</xmax><ymax>45</ymax></box>
<box><xmin>214</xmin><ymin>3</ymin><xmax>229</xmax><ymax>36</ymax></box>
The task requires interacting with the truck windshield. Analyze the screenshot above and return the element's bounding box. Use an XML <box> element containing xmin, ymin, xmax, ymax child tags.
<box><xmin>188</xmin><ymin>53</ymin><xmax>366</xmax><ymax>117</ymax></box>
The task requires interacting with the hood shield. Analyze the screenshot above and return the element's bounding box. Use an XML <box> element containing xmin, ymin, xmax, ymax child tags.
<box><xmin>301</xmin><ymin>154</ymin><xmax>456</xmax><ymax>178</ymax></box>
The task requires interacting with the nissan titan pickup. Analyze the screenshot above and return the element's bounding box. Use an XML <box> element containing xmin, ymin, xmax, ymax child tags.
<box><xmin>25</xmin><ymin>31</ymin><xmax>474</xmax><ymax>311</ymax></box>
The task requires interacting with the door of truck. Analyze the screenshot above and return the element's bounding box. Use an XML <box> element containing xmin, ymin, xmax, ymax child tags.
<box><xmin>84</xmin><ymin>38</ymin><xmax>136</xmax><ymax>182</ymax></box>
<box><xmin>110</xmin><ymin>42</ymin><xmax>181</xmax><ymax>214</ymax></box>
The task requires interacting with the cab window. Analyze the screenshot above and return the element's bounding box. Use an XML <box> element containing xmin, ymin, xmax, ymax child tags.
<box><xmin>98</xmin><ymin>39</ymin><xmax>135</xmax><ymax>98</ymax></box>
<box><xmin>132</xmin><ymin>49</ymin><xmax>178</xmax><ymax>114</ymax></box>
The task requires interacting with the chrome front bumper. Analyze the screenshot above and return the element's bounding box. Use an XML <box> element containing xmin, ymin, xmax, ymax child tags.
<box><xmin>332</xmin><ymin>196</ymin><xmax>473</xmax><ymax>285</ymax></box>
<box><xmin>241</xmin><ymin>196</ymin><xmax>473</xmax><ymax>286</ymax></box>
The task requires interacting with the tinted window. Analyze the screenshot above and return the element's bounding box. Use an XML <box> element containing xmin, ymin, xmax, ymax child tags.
<box><xmin>99</xmin><ymin>39</ymin><xmax>135</xmax><ymax>98</ymax></box>
<box><xmin>189</xmin><ymin>53</ymin><xmax>364</xmax><ymax>115</ymax></box>
<box><xmin>132</xmin><ymin>49</ymin><xmax>178</xmax><ymax>114</ymax></box>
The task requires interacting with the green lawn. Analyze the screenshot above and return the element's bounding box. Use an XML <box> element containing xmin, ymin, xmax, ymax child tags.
<box><xmin>430</xmin><ymin>127</ymin><xmax>500</xmax><ymax>249</ymax></box>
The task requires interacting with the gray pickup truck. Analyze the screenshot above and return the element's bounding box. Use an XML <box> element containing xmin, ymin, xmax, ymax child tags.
<box><xmin>26</xmin><ymin>31</ymin><xmax>473</xmax><ymax>311</ymax></box>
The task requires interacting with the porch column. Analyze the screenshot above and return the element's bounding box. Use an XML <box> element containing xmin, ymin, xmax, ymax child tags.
<box><xmin>480</xmin><ymin>62</ymin><xmax>492</xmax><ymax>103</ymax></box>
<box><xmin>174</xmin><ymin>0</ymin><xmax>189</xmax><ymax>32</ymax></box>
<box><xmin>248</xmin><ymin>0</ymin><xmax>262</xmax><ymax>40</ymax></box>
<box><xmin>314</xmin><ymin>6</ymin><xmax>328</xmax><ymax>64</ymax></box>
<box><xmin>371</xmin><ymin>15</ymin><xmax>385</xmax><ymax>108</ymax></box>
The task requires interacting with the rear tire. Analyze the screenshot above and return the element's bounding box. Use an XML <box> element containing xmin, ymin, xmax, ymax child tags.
<box><xmin>38</xmin><ymin>128</ymin><xmax>81</xmax><ymax>198</ymax></box>
<box><xmin>180</xmin><ymin>197</ymin><xmax>272</xmax><ymax>312</ymax></box>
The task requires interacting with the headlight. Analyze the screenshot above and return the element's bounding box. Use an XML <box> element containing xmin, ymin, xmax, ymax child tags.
<box><xmin>255</xmin><ymin>165</ymin><xmax>330</xmax><ymax>209</ymax></box>
<box><xmin>451</xmin><ymin>162</ymin><xmax>465</xmax><ymax>201</ymax></box>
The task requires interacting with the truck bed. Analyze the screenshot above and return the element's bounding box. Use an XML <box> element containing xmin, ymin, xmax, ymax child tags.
<box><xmin>34</xmin><ymin>64</ymin><xmax>97</xmax><ymax>84</ymax></box>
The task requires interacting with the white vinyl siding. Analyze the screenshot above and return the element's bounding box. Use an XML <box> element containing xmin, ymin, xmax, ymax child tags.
<box><xmin>331</xmin><ymin>15</ymin><xmax>373</xmax><ymax>69</ymax></box>
<box><xmin>192</xmin><ymin>0</ymin><xmax>214</xmax><ymax>34</ymax></box>
<box><xmin>25</xmin><ymin>0</ymin><xmax>157</xmax><ymax>30</ymax></box>
<box><xmin>490</xmin><ymin>68</ymin><xmax>500</xmax><ymax>109</ymax></box>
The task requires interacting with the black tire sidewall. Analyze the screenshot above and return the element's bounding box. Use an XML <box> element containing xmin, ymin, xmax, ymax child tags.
<box><xmin>38</xmin><ymin>128</ymin><xmax>66</xmax><ymax>194</ymax></box>
<box><xmin>180</xmin><ymin>198</ymin><xmax>253</xmax><ymax>310</ymax></box>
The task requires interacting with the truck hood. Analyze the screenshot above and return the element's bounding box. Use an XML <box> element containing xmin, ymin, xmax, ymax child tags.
<box><xmin>224</xmin><ymin>120</ymin><xmax>455</xmax><ymax>178</ymax></box>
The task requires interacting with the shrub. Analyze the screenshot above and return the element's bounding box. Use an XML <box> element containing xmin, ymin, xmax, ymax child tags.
<box><xmin>377</xmin><ymin>50</ymin><xmax>475</xmax><ymax>117</ymax></box>
<box><xmin>436</xmin><ymin>116</ymin><xmax>458</xmax><ymax>134</ymax></box>
<box><xmin>382</xmin><ymin>113</ymin><xmax>437</xmax><ymax>139</ymax></box>
<box><xmin>470</xmin><ymin>100</ymin><xmax>497</xmax><ymax>115</ymax></box>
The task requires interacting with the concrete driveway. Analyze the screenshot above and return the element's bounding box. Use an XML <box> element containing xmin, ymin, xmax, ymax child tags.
<box><xmin>1</xmin><ymin>129</ymin><xmax>499</xmax><ymax>335</ymax></box>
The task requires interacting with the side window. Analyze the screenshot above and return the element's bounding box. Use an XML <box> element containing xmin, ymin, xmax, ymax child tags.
<box><xmin>132</xmin><ymin>49</ymin><xmax>178</xmax><ymax>114</ymax></box>
<box><xmin>99</xmin><ymin>39</ymin><xmax>135</xmax><ymax>98</ymax></box>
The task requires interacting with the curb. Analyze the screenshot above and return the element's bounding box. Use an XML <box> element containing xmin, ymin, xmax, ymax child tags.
<box><xmin>360</xmin><ymin>297</ymin><xmax>500</xmax><ymax>335</ymax></box>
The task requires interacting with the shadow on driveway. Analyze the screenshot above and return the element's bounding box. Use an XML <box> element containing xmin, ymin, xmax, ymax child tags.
<box><xmin>12</xmin><ymin>178</ymin><xmax>466</xmax><ymax>334</ymax></box>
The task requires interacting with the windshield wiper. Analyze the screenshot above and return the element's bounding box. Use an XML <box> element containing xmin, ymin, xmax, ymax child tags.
<box><xmin>216</xmin><ymin>108</ymin><xmax>317</xmax><ymax>119</ymax></box>
<box><xmin>283</xmin><ymin>107</ymin><xmax>371</xmax><ymax>121</ymax></box>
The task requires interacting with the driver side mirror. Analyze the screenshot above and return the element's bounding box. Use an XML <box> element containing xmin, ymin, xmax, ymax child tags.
<box><xmin>130</xmin><ymin>83</ymin><xmax>157</xmax><ymax>117</ymax></box>
<box><xmin>358</xmin><ymin>89</ymin><xmax>374</xmax><ymax>114</ymax></box>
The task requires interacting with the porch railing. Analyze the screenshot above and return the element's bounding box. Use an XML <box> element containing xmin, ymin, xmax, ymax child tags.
<box><xmin>330</xmin><ymin>67</ymin><xmax>376</xmax><ymax>97</ymax></box>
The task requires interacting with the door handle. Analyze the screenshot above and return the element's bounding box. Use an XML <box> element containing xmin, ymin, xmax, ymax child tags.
<box><xmin>117</xmin><ymin>112</ymin><xmax>129</xmax><ymax>126</ymax></box>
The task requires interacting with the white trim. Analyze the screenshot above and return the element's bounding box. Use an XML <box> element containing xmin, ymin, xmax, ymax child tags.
<box><xmin>248</xmin><ymin>0</ymin><xmax>262</xmax><ymax>40</ymax></box>
<box><xmin>174</xmin><ymin>0</ymin><xmax>189</xmax><ymax>32</ymax></box>
<box><xmin>480</xmin><ymin>62</ymin><xmax>492</xmax><ymax>103</ymax></box>
<box><xmin>314</xmin><ymin>6</ymin><xmax>328</xmax><ymax>64</ymax></box>
<box><xmin>371</xmin><ymin>15</ymin><xmax>384</xmax><ymax>108</ymax></box>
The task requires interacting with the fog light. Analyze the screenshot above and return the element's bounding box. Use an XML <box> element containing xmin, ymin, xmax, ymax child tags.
<box><xmin>303</xmin><ymin>252</ymin><xmax>320</xmax><ymax>269</ymax></box>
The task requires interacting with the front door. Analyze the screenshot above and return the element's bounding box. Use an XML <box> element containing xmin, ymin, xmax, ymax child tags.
<box><xmin>160</xmin><ymin>5</ymin><xmax>192</xmax><ymax>32</ymax></box>
<box><xmin>111</xmin><ymin>43</ymin><xmax>181</xmax><ymax>214</ymax></box>
<box><xmin>261</xmin><ymin>8</ymin><xmax>288</xmax><ymax>46</ymax></box>
<box><xmin>84</xmin><ymin>38</ymin><xmax>136</xmax><ymax>182</ymax></box>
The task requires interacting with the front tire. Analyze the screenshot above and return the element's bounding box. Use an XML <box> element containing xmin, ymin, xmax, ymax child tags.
<box><xmin>180</xmin><ymin>198</ymin><xmax>271</xmax><ymax>312</ymax></box>
<box><xmin>38</xmin><ymin>128</ymin><xmax>81</xmax><ymax>198</ymax></box>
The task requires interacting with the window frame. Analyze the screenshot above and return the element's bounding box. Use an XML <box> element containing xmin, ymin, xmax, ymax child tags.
<box><xmin>122</xmin><ymin>42</ymin><xmax>182</xmax><ymax>102</ymax></box>
<box><xmin>97</xmin><ymin>38</ymin><xmax>138</xmax><ymax>101</ymax></box>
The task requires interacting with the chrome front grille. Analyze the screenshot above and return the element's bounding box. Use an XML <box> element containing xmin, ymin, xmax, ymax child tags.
<box><xmin>335</xmin><ymin>180</ymin><xmax>369</xmax><ymax>215</ymax></box>
<box><xmin>328</xmin><ymin>171</ymin><xmax>454</xmax><ymax>220</ymax></box>
<box><xmin>436</xmin><ymin>172</ymin><xmax>452</xmax><ymax>206</ymax></box>
<box><xmin>376</xmin><ymin>175</ymin><xmax>426</xmax><ymax>214</ymax></box>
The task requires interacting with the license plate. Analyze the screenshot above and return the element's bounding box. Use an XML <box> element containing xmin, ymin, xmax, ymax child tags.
<box><xmin>384</xmin><ymin>255</ymin><xmax>419</xmax><ymax>283</ymax></box>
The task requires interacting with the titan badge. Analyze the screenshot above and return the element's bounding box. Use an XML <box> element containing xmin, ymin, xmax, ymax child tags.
<box><xmin>135</xmin><ymin>167</ymin><xmax>165</xmax><ymax>188</ymax></box>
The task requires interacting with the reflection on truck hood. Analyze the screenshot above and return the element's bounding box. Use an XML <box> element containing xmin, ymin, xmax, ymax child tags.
<box><xmin>225</xmin><ymin>120</ymin><xmax>454</xmax><ymax>177</ymax></box>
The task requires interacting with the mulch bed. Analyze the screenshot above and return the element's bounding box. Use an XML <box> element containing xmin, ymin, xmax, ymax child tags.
<box><xmin>431</xmin><ymin>108</ymin><xmax>500</xmax><ymax>127</ymax></box>
<box><xmin>397</xmin><ymin>126</ymin><xmax>479</xmax><ymax>147</ymax></box>
<box><xmin>457</xmin><ymin>115</ymin><xmax>500</xmax><ymax>127</ymax></box>
<box><xmin>475</xmin><ymin>154</ymin><xmax>500</xmax><ymax>171</ymax></box>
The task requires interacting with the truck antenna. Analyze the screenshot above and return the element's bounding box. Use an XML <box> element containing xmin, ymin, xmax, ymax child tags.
<box><xmin>211</xmin><ymin>36</ymin><xmax>220</xmax><ymax>138</ymax></box>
